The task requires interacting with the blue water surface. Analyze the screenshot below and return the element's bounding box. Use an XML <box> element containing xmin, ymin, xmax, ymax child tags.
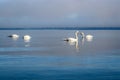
<box><xmin>0</xmin><ymin>29</ymin><xmax>120</xmax><ymax>80</ymax></box>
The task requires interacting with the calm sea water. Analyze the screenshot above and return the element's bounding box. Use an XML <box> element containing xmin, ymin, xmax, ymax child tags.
<box><xmin>0</xmin><ymin>29</ymin><xmax>120</xmax><ymax>80</ymax></box>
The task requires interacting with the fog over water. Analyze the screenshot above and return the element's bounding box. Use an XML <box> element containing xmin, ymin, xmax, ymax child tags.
<box><xmin>0</xmin><ymin>0</ymin><xmax>120</xmax><ymax>27</ymax></box>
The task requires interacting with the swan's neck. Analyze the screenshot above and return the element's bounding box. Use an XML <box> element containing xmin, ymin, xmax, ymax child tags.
<box><xmin>80</xmin><ymin>32</ymin><xmax>85</xmax><ymax>38</ymax></box>
<box><xmin>75</xmin><ymin>33</ymin><xmax>78</xmax><ymax>40</ymax></box>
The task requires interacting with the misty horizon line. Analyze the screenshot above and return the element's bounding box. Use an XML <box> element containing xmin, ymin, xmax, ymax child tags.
<box><xmin>0</xmin><ymin>27</ymin><xmax>120</xmax><ymax>30</ymax></box>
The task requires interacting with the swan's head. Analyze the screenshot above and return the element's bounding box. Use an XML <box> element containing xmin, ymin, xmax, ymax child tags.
<box><xmin>75</xmin><ymin>31</ymin><xmax>79</xmax><ymax>35</ymax></box>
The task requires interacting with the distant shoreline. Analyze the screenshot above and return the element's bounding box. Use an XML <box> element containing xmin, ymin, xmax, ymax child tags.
<box><xmin>0</xmin><ymin>27</ymin><xmax>120</xmax><ymax>30</ymax></box>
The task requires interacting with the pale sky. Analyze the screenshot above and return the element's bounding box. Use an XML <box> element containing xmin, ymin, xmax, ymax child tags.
<box><xmin>0</xmin><ymin>0</ymin><xmax>120</xmax><ymax>27</ymax></box>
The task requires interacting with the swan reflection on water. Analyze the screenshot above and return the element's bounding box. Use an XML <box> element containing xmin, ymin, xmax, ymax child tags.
<box><xmin>67</xmin><ymin>40</ymin><xmax>79</xmax><ymax>49</ymax></box>
<box><xmin>24</xmin><ymin>40</ymin><xmax>31</xmax><ymax>47</ymax></box>
<box><xmin>65</xmin><ymin>38</ymin><xmax>85</xmax><ymax>51</ymax></box>
<box><xmin>23</xmin><ymin>35</ymin><xmax>31</xmax><ymax>47</ymax></box>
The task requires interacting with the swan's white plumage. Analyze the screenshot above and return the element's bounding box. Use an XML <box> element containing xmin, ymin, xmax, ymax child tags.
<box><xmin>66</xmin><ymin>37</ymin><xmax>78</xmax><ymax>42</ymax></box>
<box><xmin>23</xmin><ymin>35</ymin><xmax>31</xmax><ymax>41</ymax></box>
<box><xmin>86</xmin><ymin>34</ymin><xmax>93</xmax><ymax>42</ymax></box>
<box><xmin>64</xmin><ymin>31</ymin><xmax>79</xmax><ymax>42</ymax></box>
<box><xmin>9</xmin><ymin>34</ymin><xmax>19</xmax><ymax>39</ymax></box>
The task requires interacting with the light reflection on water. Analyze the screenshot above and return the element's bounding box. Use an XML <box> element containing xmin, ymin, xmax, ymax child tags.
<box><xmin>0</xmin><ymin>30</ymin><xmax>120</xmax><ymax>80</ymax></box>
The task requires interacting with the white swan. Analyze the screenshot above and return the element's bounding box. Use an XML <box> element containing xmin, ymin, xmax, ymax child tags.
<box><xmin>86</xmin><ymin>34</ymin><xmax>93</xmax><ymax>42</ymax></box>
<box><xmin>8</xmin><ymin>34</ymin><xmax>19</xmax><ymax>40</ymax></box>
<box><xmin>80</xmin><ymin>32</ymin><xmax>93</xmax><ymax>42</ymax></box>
<box><xmin>64</xmin><ymin>31</ymin><xmax>79</xmax><ymax>42</ymax></box>
<box><xmin>23</xmin><ymin>35</ymin><xmax>31</xmax><ymax>42</ymax></box>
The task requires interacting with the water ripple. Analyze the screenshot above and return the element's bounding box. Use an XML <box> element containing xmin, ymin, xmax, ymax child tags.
<box><xmin>0</xmin><ymin>47</ymin><xmax>47</xmax><ymax>52</ymax></box>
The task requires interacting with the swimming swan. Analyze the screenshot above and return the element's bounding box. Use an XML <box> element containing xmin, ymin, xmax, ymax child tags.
<box><xmin>64</xmin><ymin>31</ymin><xmax>79</xmax><ymax>42</ymax></box>
<box><xmin>23</xmin><ymin>35</ymin><xmax>31</xmax><ymax>42</ymax></box>
<box><xmin>8</xmin><ymin>34</ymin><xmax>19</xmax><ymax>40</ymax></box>
<box><xmin>86</xmin><ymin>34</ymin><xmax>93</xmax><ymax>42</ymax></box>
<box><xmin>80</xmin><ymin>32</ymin><xmax>93</xmax><ymax>42</ymax></box>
